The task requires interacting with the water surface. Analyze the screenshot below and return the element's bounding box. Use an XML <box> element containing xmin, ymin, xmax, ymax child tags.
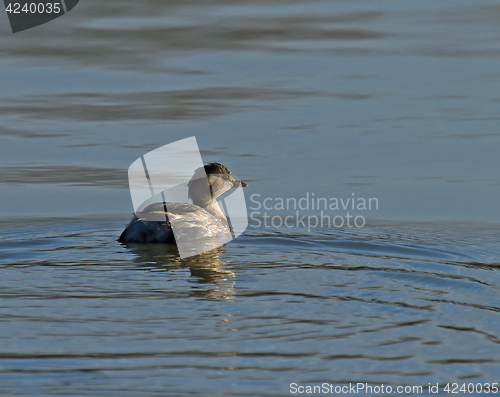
<box><xmin>1</xmin><ymin>219</ymin><xmax>500</xmax><ymax>395</ymax></box>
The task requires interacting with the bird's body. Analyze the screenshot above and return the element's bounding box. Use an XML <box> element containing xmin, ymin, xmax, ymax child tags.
<box><xmin>119</xmin><ymin>163</ymin><xmax>247</xmax><ymax>244</ymax></box>
<box><xmin>118</xmin><ymin>202</ymin><xmax>231</xmax><ymax>244</ymax></box>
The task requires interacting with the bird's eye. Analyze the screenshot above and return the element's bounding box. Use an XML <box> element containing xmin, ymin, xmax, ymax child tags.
<box><xmin>223</xmin><ymin>175</ymin><xmax>230</xmax><ymax>180</ymax></box>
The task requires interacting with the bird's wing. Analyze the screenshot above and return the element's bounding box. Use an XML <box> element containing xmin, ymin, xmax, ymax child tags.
<box><xmin>139</xmin><ymin>202</ymin><xmax>201</xmax><ymax>217</ymax></box>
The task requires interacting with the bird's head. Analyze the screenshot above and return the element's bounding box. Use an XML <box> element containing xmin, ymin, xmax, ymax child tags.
<box><xmin>188</xmin><ymin>162</ymin><xmax>247</xmax><ymax>207</ymax></box>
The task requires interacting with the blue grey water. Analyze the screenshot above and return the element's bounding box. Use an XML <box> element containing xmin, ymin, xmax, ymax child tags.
<box><xmin>0</xmin><ymin>0</ymin><xmax>500</xmax><ymax>395</ymax></box>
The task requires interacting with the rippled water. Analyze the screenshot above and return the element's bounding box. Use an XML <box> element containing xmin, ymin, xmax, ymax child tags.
<box><xmin>1</xmin><ymin>219</ymin><xmax>500</xmax><ymax>395</ymax></box>
<box><xmin>1</xmin><ymin>0</ymin><xmax>500</xmax><ymax>395</ymax></box>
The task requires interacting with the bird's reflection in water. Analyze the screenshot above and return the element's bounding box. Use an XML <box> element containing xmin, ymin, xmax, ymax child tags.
<box><xmin>127</xmin><ymin>244</ymin><xmax>236</xmax><ymax>299</ymax></box>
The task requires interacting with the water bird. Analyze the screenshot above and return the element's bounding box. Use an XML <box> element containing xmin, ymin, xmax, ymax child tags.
<box><xmin>119</xmin><ymin>163</ymin><xmax>247</xmax><ymax>244</ymax></box>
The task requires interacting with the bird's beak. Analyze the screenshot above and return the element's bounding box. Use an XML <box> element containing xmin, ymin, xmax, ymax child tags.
<box><xmin>233</xmin><ymin>180</ymin><xmax>248</xmax><ymax>188</ymax></box>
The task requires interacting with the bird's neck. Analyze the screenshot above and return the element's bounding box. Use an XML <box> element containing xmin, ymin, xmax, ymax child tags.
<box><xmin>203</xmin><ymin>200</ymin><xmax>227</xmax><ymax>220</ymax></box>
<box><xmin>192</xmin><ymin>195</ymin><xmax>232</xmax><ymax>233</ymax></box>
<box><xmin>191</xmin><ymin>194</ymin><xmax>214</xmax><ymax>208</ymax></box>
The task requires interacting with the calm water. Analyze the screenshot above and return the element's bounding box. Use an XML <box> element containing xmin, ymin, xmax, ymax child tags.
<box><xmin>1</xmin><ymin>0</ymin><xmax>500</xmax><ymax>395</ymax></box>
